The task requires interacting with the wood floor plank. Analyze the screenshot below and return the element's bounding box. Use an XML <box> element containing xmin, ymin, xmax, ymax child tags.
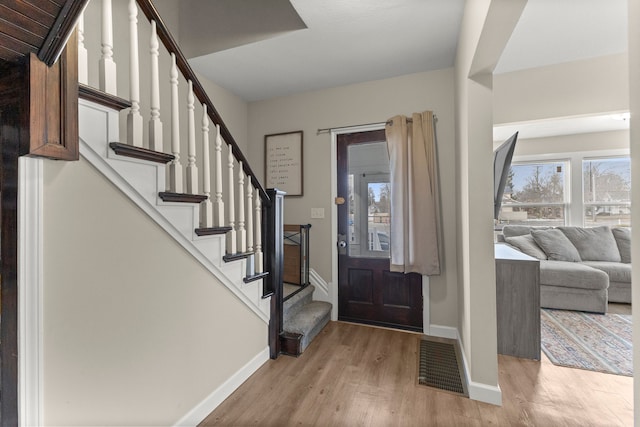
<box><xmin>199</xmin><ymin>321</ymin><xmax>633</xmax><ymax>426</ymax></box>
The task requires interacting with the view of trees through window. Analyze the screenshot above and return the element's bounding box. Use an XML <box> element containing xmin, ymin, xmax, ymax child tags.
<box><xmin>583</xmin><ymin>157</ymin><xmax>631</xmax><ymax>227</ymax></box>
<box><xmin>500</xmin><ymin>161</ymin><xmax>567</xmax><ymax>226</ymax></box>
<box><xmin>499</xmin><ymin>156</ymin><xmax>631</xmax><ymax>227</ymax></box>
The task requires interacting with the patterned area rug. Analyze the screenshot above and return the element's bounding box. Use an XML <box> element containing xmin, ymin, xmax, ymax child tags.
<box><xmin>540</xmin><ymin>309</ymin><xmax>633</xmax><ymax>376</ymax></box>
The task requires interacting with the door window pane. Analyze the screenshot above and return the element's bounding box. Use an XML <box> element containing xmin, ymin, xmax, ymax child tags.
<box><xmin>367</xmin><ymin>182</ymin><xmax>391</xmax><ymax>253</ymax></box>
<box><xmin>347</xmin><ymin>142</ymin><xmax>390</xmax><ymax>258</ymax></box>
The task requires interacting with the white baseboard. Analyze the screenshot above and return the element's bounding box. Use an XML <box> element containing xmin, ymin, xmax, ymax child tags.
<box><xmin>173</xmin><ymin>347</ymin><xmax>270</xmax><ymax>426</ymax></box>
<box><xmin>309</xmin><ymin>268</ymin><xmax>329</xmax><ymax>299</ymax></box>
<box><xmin>428</xmin><ymin>324</ymin><xmax>503</xmax><ymax>406</ymax></box>
<box><xmin>467</xmin><ymin>380</ymin><xmax>502</xmax><ymax>406</ymax></box>
<box><xmin>429</xmin><ymin>324</ymin><xmax>458</xmax><ymax>340</ymax></box>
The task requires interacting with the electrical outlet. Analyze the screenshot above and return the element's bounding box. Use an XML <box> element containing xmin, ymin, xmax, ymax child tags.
<box><xmin>311</xmin><ymin>208</ymin><xmax>325</xmax><ymax>219</ymax></box>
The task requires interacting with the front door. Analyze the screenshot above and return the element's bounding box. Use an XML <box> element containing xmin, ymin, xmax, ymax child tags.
<box><xmin>337</xmin><ymin>130</ymin><xmax>423</xmax><ymax>332</ymax></box>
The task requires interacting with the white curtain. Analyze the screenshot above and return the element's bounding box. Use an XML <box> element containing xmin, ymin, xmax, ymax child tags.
<box><xmin>385</xmin><ymin>111</ymin><xmax>441</xmax><ymax>275</ymax></box>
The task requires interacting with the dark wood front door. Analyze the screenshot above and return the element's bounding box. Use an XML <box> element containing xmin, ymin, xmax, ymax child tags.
<box><xmin>337</xmin><ymin>130</ymin><xmax>423</xmax><ymax>332</ymax></box>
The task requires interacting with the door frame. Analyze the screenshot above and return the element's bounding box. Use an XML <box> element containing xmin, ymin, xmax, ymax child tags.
<box><xmin>329</xmin><ymin>124</ymin><xmax>430</xmax><ymax>334</ymax></box>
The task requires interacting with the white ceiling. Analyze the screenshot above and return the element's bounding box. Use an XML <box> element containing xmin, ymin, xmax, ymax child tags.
<box><xmin>185</xmin><ymin>0</ymin><xmax>628</xmax><ymax>136</ymax></box>
<box><xmin>188</xmin><ymin>0</ymin><xmax>465</xmax><ymax>102</ymax></box>
<box><xmin>495</xmin><ymin>0</ymin><xmax>627</xmax><ymax>74</ymax></box>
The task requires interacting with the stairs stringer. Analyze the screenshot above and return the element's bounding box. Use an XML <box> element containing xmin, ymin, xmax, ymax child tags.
<box><xmin>78</xmin><ymin>99</ymin><xmax>270</xmax><ymax>322</ymax></box>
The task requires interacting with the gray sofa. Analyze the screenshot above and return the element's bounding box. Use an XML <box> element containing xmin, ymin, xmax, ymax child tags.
<box><xmin>500</xmin><ymin>225</ymin><xmax>631</xmax><ymax>313</ymax></box>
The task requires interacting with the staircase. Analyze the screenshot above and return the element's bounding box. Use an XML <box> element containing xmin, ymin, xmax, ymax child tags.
<box><xmin>281</xmin><ymin>286</ymin><xmax>332</xmax><ymax>355</ymax></box>
<box><xmin>76</xmin><ymin>0</ymin><xmax>331</xmax><ymax>357</ymax></box>
<box><xmin>78</xmin><ymin>97</ymin><xmax>272</xmax><ymax>321</ymax></box>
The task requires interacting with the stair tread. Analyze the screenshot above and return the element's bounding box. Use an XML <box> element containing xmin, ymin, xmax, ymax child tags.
<box><xmin>109</xmin><ymin>142</ymin><xmax>175</xmax><ymax>164</ymax></box>
<box><xmin>283</xmin><ymin>301</ymin><xmax>332</xmax><ymax>335</ymax></box>
<box><xmin>283</xmin><ymin>284</ymin><xmax>314</xmax><ymax>310</ymax></box>
<box><xmin>283</xmin><ymin>285</ymin><xmax>315</xmax><ymax>322</ymax></box>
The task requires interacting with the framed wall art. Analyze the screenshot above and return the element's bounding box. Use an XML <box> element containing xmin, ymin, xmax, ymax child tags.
<box><xmin>264</xmin><ymin>131</ymin><xmax>303</xmax><ymax>196</ymax></box>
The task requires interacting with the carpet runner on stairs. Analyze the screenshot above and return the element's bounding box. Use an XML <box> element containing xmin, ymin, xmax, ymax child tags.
<box><xmin>282</xmin><ymin>285</ymin><xmax>331</xmax><ymax>355</ymax></box>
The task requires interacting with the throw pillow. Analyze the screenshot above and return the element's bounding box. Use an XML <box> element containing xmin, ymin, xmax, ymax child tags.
<box><xmin>502</xmin><ymin>225</ymin><xmax>550</xmax><ymax>238</ymax></box>
<box><xmin>531</xmin><ymin>229</ymin><xmax>581</xmax><ymax>262</ymax></box>
<box><xmin>505</xmin><ymin>235</ymin><xmax>548</xmax><ymax>260</ymax></box>
<box><xmin>612</xmin><ymin>227</ymin><xmax>631</xmax><ymax>263</ymax></box>
<box><xmin>559</xmin><ymin>226</ymin><xmax>621</xmax><ymax>262</ymax></box>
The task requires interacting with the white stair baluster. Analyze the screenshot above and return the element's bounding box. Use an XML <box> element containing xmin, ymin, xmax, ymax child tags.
<box><xmin>186</xmin><ymin>80</ymin><xmax>198</xmax><ymax>194</ymax></box>
<box><xmin>254</xmin><ymin>189</ymin><xmax>263</xmax><ymax>273</ymax></box>
<box><xmin>77</xmin><ymin>11</ymin><xmax>88</xmax><ymax>85</ymax></box>
<box><xmin>149</xmin><ymin>20</ymin><xmax>163</xmax><ymax>152</ymax></box>
<box><xmin>127</xmin><ymin>0</ymin><xmax>143</xmax><ymax>147</ymax></box>
<box><xmin>227</xmin><ymin>147</ymin><xmax>237</xmax><ymax>254</ymax></box>
<box><xmin>237</xmin><ymin>162</ymin><xmax>246</xmax><ymax>253</ymax></box>
<box><xmin>200</xmin><ymin>105</ymin><xmax>213</xmax><ymax>228</ymax></box>
<box><xmin>168</xmin><ymin>53</ymin><xmax>182</xmax><ymax>193</ymax></box>
<box><xmin>214</xmin><ymin>125</ymin><xmax>225</xmax><ymax>226</ymax></box>
<box><xmin>99</xmin><ymin>0</ymin><xmax>117</xmax><ymax>95</ymax></box>
<box><xmin>246</xmin><ymin>182</ymin><xmax>254</xmax><ymax>253</ymax></box>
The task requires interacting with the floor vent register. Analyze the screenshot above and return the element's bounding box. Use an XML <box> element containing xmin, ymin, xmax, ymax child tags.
<box><xmin>418</xmin><ymin>336</ymin><xmax>468</xmax><ymax>396</ymax></box>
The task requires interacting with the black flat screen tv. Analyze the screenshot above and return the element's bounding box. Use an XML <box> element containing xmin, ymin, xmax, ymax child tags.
<box><xmin>493</xmin><ymin>132</ymin><xmax>518</xmax><ymax>220</ymax></box>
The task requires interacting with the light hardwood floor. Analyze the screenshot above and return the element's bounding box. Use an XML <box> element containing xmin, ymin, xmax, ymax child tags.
<box><xmin>201</xmin><ymin>320</ymin><xmax>632</xmax><ymax>426</ymax></box>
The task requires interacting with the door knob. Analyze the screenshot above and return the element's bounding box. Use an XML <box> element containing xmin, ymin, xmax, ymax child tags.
<box><xmin>338</xmin><ymin>240</ymin><xmax>347</xmax><ymax>248</ymax></box>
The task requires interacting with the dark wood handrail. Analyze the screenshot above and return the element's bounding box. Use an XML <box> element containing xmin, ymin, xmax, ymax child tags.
<box><xmin>39</xmin><ymin>0</ymin><xmax>91</xmax><ymax>66</ymax></box>
<box><xmin>136</xmin><ymin>0</ymin><xmax>270</xmax><ymax>206</ymax></box>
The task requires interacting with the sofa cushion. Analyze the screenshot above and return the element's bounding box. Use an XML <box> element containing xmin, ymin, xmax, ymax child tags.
<box><xmin>531</xmin><ymin>229</ymin><xmax>581</xmax><ymax>262</ymax></box>
<box><xmin>539</xmin><ymin>260</ymin><xmax>609</xmax><ymax>290</ymax></box>
<box><xmin>559</xmin><ymin>226</ymin><xmax>621</xmax><ymax>262</ymax></box>
<box><xmin>502</xmin><ymin>225</ymin><xmax>551</xmax><ymax>238</ymax></box>
<box><xmin>504</xmin><ymin>235</ymin><xmax>548</xmax><ymax>260</ymax></box>
<box><xmin>612</xmin><ymin>227</ymin><xmax>631</xmax><ymax>263</ymax></box>
<box><xmin>580</xmin><ymin>261</ymin><xmax>632</xmax><ymax>284</ymax></box>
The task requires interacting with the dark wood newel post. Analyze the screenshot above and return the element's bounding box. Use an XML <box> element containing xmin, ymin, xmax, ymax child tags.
<box><xmin>264</xmin><ymin>189</ymin><xmax>285</xmax><ymax>359</ymax></box>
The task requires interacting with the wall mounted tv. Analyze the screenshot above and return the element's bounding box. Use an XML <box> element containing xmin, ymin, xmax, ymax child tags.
<box><xmin>493</xmin><ymin>132</ymin><xmax>518</xmax><ymax>220</ymax></box>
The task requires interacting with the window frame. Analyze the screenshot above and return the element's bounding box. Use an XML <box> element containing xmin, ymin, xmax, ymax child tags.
<box><xmin>500</xmin><ymin>158</ymin><xmax>570</xmax><ymax>226</ymax></box>
<box><xmin>582</xmin><ymin>155</ymin><xmax>631</xmax><ymax>227</ymax></box>
<box><xmin>501</xmin><ymin>148</ymin><xmax>629</xmax><ymax>227</ymax></box>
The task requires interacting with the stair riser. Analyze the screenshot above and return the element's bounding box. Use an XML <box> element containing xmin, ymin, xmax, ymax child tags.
<box><xmin>300</xmin><ymin>312</ymin><xmax>331</xmax><ymax>352</ymax></box>
<box><xmin>283</xmin><ymin>285</ymin><xmax>315</xmax><ymax>321</ymax></box>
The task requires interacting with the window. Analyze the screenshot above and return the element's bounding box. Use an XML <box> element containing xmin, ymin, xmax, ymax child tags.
<box><xmin>499</xmin><ymin>153</ymin><xmax>631</xmax><ymax>228</ymax></box>
<box><xmin>583</xmin><ymin>157</ymin><xmax>631</xmax><ymax>227</ymax></box>
<box><xmin>499</xmin><ymin>161</ymin><xmax>568</xmax><ymax>226</ymax></box>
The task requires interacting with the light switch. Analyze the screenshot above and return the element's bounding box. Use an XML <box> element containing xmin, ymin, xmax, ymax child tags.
<box><xmin>311</xmin><ymin>208</ymin><xmax>325</xmax><ymax>219</ymax></box>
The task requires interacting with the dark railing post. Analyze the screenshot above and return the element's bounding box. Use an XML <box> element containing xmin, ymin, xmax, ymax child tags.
<box><xmin>264</xmin><ymin>188</ymin><xmax>285</xmax><ymax>359</ymax></box>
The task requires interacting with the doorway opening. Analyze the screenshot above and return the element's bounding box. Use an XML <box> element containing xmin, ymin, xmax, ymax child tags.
<box><xmin>336</xmin><ymin>129</ymin><xmax>423</xmax><ymax>331</ymax></box>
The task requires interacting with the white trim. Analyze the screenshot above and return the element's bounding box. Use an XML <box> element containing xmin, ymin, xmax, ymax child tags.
<box><xmin>173</xmin><ymin>347</ymin><xmax>270</xmax><ymax>427</ymax></box>
<box><xmin>18</xmin><ymin>157</ymin><xmax>44</xmax><ymax>426</ymax></box>
<box><xmin>309</xmin><ymin>268</ymin><xmax>329</xmax><ymax>299</ymax></box>
<box><xmin>428</xmin><ymin>324</ymin><xmax>458</xmax><ymax>340</ymax></box>
<box><xmin>330</xmin><ymin>129</ymin><xmax>339</xmax><ymax>321</ymax></box>
<box><xmin>422</xmin><ymin>275</ymin><xmax>430</xmax><ymax>335</ymax></box>
<box><xmin>456</xmin><ymin>334</ymin><xmax>502</xmax><ymax>406</ymax></box>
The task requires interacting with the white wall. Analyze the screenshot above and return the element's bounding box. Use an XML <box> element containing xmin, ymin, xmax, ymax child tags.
<box><xmin>494</xmin><ymin>53</ymin><xmax>629</xmax><ymax>125</ymax></box>
<box><xmin>627</xmin><ymin>0</ymin><xmax>640</xmax><ymax>424</ymax></box>
<box><xmin>246</xmin><ymin>70</ymin><xmax>459</xmax><ymax>329</ymax></box>
<box><xmin>511</xmin><ymin>130</ymin><xmax>629</xmax><ymax>157</ymax></box>
<box><xmin>42</xmin><ymin>158</ymin><xmax>267</xmax><ymax>425</ymax></box>
<box><xmin>454</xmin><ymin>0</ymin><xmax>526</xmax><ymax>403</ymax></box>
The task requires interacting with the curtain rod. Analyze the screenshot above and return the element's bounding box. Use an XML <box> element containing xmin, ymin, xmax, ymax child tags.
<box><xmin>316</xmin><ymin>115</ymin><xmax>436</xmax><ymax>135</ymax></box>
